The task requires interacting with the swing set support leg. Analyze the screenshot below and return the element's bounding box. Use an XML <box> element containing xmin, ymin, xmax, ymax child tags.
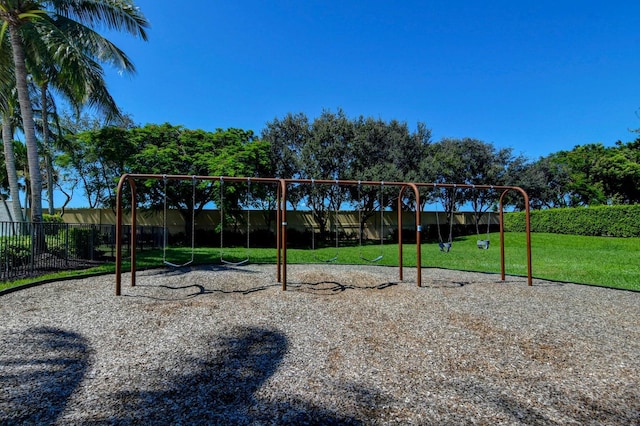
<box><xmin>115</xmin><ymin>174</ymin><xmax>137</xmax><ymax>296</ymax></box>
<box><xmin>281</xmin><ymin>180</ymin><xmax>288</xmax><ymax>290</ymax></box>
<box><xmin>397</xmin><ymin>184</ymin><xmax>422</xmax><ymax>287</ymax></box>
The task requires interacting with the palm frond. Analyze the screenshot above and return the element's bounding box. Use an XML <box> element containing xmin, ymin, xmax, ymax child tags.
<box><xmin>51</xmin><ymin>0</ymin><xmax>150</xmax><ymax>40</ymax></box>
<box><xmin>52</xmin><ymin>14</ymin><xmax>136</xmax><ymax>72</ymax></box>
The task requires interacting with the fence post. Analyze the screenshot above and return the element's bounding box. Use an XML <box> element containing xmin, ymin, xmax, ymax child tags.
<box><xmin>64</xmin><ymin>223</ymin><xmax>70</xmax><ymax>264</ymax></box>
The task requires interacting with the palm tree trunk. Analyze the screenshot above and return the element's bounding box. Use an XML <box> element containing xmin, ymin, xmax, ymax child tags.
<box><xmin>8</xmin><ymin>25</ymin><xmax>45</xmax><ymax>252</ymax></box>
<box><xmin>40</xmin><ymin>83</ymin><xmax>55</xmax><ymax>215</ymax></box>
<box><xmin>1</xmin><ymin>113</ymin><xmax>25</xmax><ymax>224</ymax></box>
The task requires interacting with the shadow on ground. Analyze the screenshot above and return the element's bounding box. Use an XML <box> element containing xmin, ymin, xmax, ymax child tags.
<box><xmin>0</xmin><ymin>327</ymin><xmax>91</xmax><ymax>424</ymax></box>
<box><xmin>105</xmin><ymin>326</ymin><xmax>363</xmax><ymax>424</ymax></box>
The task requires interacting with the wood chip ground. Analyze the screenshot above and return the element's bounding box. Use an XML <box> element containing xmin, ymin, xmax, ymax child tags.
<box><xmin>1</xmin><ymin>264</ymin><xmax>638</xmax><ymax>424</ymax></box>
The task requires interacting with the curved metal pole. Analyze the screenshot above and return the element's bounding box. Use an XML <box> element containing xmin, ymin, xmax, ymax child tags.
<box><xmin>130</xmin><ymin>181</ymin><xmax>138</xmax><ymax>287</ymax></box>
<box><xmin>115</xmin><ymin>174</ymin><xmax>137</xmax><ymax>295</ymax></box>
<box><xmin>115</xmin><ymin>175</ymin><xmax>125</xmax><ymax>296</ymax></box>
<box><xmin>410</xmin><ymin>182</ymin><xmax>532</xmax><ymax>287</ymax></box>
<box><xmin>405</xmin><ymin>183</ymin><xmax>422</xmax><ymax>287</ymax></box>
<box><xmin>276</xmin><ymin>181</ymin><xmax>281</xmax><ymax>283</ymax></box>
<box><xmin>500</xmin><ymin>188</ymin><xmax>532</xmax><ymax>285</ymax></box>
<box><xmin>397</xmin><ymin>186</ymin><xmax>405</xmax><ymax>281</ymax></box>
<box><xmin>281</xmin><ymin>180</ymin><xmax>288</xmax><ymax>290</ymax></box>
<box><xmin>499</xmin><ymin>190</ymin><xmax>507</xmax><ymax>282</ymax></box>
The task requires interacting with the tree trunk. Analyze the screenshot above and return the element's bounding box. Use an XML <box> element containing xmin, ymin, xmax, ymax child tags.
<box><xmin>40</xmin><ymin>83</ymin><xmax>55</xmax><ymax>215</ymax></box>
<box><xmin>9</xmin><ymin>25</ymin><xmax>45</xmax><ymax>253</ymax></box>
<box><xmin>1</xmin><ymin>114</ymin><xmax>25</xmax><ymax>223</ymax></box>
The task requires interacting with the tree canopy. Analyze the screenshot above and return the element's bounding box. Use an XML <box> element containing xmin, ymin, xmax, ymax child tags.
<box><xmin>61</xmin><ymin>123</ymin><xmax>270</xmax><ymax>235</ymax></box>
<box><xmin>516</xmin><ymin>138</ymin><xmax>640</xmax><ymax>208</ymax></box>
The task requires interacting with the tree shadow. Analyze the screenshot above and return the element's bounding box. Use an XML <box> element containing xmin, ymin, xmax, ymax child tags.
<box><xmin>287</xmin><ymin>280</ymin><xmax>399</xmax><ymax>295</ymax></box>
<box><xmin>0</xmin><ymin>326</ymin><xmax>91</xmax><ymax>424</ymax></box>
<box><xmin>107</xmin><ymin>326</ymin><xmax>362</xmax><ymax>424</ymax></box>
<box><xmin>128</xmin><ymin>265</ymin><xmax>279</xmax><ymax>299</ymax></box>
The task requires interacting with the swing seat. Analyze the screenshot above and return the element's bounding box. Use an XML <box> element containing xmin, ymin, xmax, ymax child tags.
<box><xmin>163</xmin><ymin>259</ymin><xmax>194</xmax><ymax>268</ymax></box>
<box><xmin>439</xmin><ymin>242</ymin><xmax>452</xmax><ymax>253</ymax></box>
<box><xmin>360</xmin><ymin>254</ymin><xmax>384</xmax><ymax>263</ymax></box>
<box><xmin>477</xmin><ymin>239</ymin><xmax>490</xmax><ymax>250</ymax></box>
<box><xmin>221</xmin><ymin>257</ymin><xmax>250</xmax><ymax>267</ymax></box>
<box><xmin>319</xmin><ymin>254</ymin><xmax>338</xmax><ymax>263</ymax></box>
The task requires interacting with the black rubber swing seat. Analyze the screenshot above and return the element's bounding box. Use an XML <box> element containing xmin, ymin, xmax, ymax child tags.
<box><xmin>477</xmin><ymin>239</ymin><xmax>490</xmax><ymax>250</ymax></box>
<box><xmin>439</xmin><ymin>242</ymin><xmax>452</xmax><ymax>253</ymax></box>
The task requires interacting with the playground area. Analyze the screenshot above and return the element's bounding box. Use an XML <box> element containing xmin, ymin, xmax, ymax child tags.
<box><xmin>1</xmin><ymin>264</ymin><xmax>638</xmax><ymax>424</ymax></box>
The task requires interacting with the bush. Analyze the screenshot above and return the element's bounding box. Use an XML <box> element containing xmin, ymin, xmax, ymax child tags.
<box><xmin>504</xmin><ymin>205</ymin><xmax>640</xmax><ymax>237</ymax></box>
<box><xmin>43</xmin><ymin>214</ymin><xmax>64</xmax><ymax>223</ymax></box>
<box><xmin>68</xmin><ymin>227</ymin><xmax>104</xmax><ymax>259</ymax></box>
<box><xmin>0</xmin><ymin>243</ymin><xmax>31</xmax><ymax>267</ymax></box>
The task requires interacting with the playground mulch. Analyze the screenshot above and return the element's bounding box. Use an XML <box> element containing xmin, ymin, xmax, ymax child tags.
<box><xmin>1</xmin><ymin>264</ymin><xmax>638</xmax><ymax>424</ymax></box>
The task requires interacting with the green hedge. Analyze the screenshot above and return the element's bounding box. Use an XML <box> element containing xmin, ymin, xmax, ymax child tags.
<box><xmin>504</xmin><ymin>205</ymin><xmax>640</xmax><ymax>237</ymax></box>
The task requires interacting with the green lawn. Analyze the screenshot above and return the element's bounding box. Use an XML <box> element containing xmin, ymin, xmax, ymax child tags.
<box><xmin>2</xmin><ymin>233</ymin><xmax>639</xmax><ymax>292</ymax></box>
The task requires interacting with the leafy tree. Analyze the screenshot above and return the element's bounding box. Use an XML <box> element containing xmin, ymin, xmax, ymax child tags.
<box><xmin>301</xmin><ymin>109</ymin><xmax>353</xmax><ymax>238</ymax></box>
<box><xmin>261</xmin><ymin>112</ymin><xmax>307</xmax><ymax>179</ymax></box>
<box><xmin>126</xmin><ymin>123</ymin><xmax>220</xmax><ymax>231</ymax></box>
<box><xmin>123</xmin><ymin>124</ymin><xmax>269</xmax><ymax>237</ymax></box>
<box><xmin>424</xmin><ymin>137</ymin><xmax>522</xmax><ymax>233</ymax></box>
<box><xmin>206</xmin><ymin>128</ymin><xmax>271</xmax><ymax>234</ymax></box>
<box><xmin>394</xmin><ymin>121</ymin><xmax>432</xmax><ymax>183</ymax></box>
<box><xmin>519</xmin><ymin>140</ymin><xmax>640</xmax><ymax>208</ymax></box>
<box><xmin>553</xmin><ymin>144</ymin><xmax>608</xmax><ymax>206</ymax></box>
<box><xmin>261</xmin><ymin>112</ymin><xmax>309</xmax><ymax>211</ymax></box>
<box><xmin>348</xmin><ymin>117</ymin><xmax>400</xmax><ymax>228</ymax></box>
<box><xmin>348</xmin><ymin>117</ymin><xmax>430</xmax><ymax>232</ymax></box>
<box><xmin>592</xmin><ymin>139</ymin><xmax>640</xmax><ymax>204</ymax></box>
<box><xmin>516</xmin><ymin>155</ymin><xmax>572</xmax><ymax>209</ymax></box>
<box><xmin>457</xmin><ymin>139</ymin><xmax>521</xmax><ymax>232</ymax></box>
<box><xmin>54</xmin><ymin>110</ymin><xmax>134</xmax><ymax>212</ymax></box>
<box><xmin>424</xmin><ymin>138</ymin><xmax>470</xmax><ymax>222</ymax></box>
<box><xmin>60</xmin><ymin>125</ymin><xmax>135</xmax><ymax>208</ymax></box>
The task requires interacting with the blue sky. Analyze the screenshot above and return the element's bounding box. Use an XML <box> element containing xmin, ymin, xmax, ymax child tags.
<box><xmin>103</xmin><ymin>0</ymin><xmax>639</xmax><ymax>161</ymax></box>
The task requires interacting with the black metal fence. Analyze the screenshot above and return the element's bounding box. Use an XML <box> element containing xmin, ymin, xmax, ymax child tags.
<box><xmin>0</xmin><ymin>222</ymin><xmax>164</xmax><ymax>282</ymax></box>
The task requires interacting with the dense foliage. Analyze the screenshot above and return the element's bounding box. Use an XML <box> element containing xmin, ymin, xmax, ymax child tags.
<box><xmin>514</xmin><ymin>138</ymin><xmax>640</xmax><ymax>208</ymax></box>
<box><xmin>504</xmin><ymin>204</ymin><xmax>640</xmax><ymax>237</ymax></box>
<box><xmin>59</xmin><ymin>123</ymin><xmax>269</xmax><ymax>235</ymax></box>
<box><xmin>261</xmin><ymin>110</ymin><xmax>524</xmax><ymax>234</ymax></box>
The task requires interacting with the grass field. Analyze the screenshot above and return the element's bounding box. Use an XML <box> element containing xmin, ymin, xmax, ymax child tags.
<box><xmin>1</xmin><ymin>233</ymin><xmax>639</xmax><ymax>292</ymax></box>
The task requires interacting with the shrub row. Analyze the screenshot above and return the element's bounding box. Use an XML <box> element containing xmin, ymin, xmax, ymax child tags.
<box><xmin>503</xmin><ymin>205</ymin><xmax>640</xmax><ymax>237</ymax></box>
<box><xmin>0</xmin><ymin>225</ymin><xmax>109</xmax><ymax>270</ymax></box>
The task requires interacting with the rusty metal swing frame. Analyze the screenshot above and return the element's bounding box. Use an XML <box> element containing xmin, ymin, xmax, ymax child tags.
<box><xmin>115</xmin><ymin>174</ymin><xmax>532</xmax><ymax>296</ymax></box>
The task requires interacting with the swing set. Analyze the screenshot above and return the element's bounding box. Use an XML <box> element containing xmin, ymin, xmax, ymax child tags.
<box><xmin>115</xmin><ymin>175</ymin><xmax>532</xmax><ymax>295</ymax></box>
<box><xmin>309</xmin><ymin>179</ymin><xmax>340</xmax><ymax>263</ymax></box>
<box><xmin>431</xmin><ymin>184</ymin><xmax>496</xmax><ymax>252</ymax></box>
<box><xmin>161</xmin><ymin>175</ymin><xmax>196</xmax><ymax>267</ymax></box>
<box><xmin>474</xmin><ymin>185</ymin><xmax>496</xmax><ymax>250</ymax></box>
<box><xmin>219</xmin><ymin>177</ymin><xmax>251</xmax><ymax>266</ymax></box>
<box><xmin>357</xmin><ymin>181</ymin><xmax>385</xmax><ymax>263</ymax></box>
<box><xmin>434</xmin><ymin>184</ymin><xmax>456</xmax><ymax>253</ymax></box>
<box><xmin>309</xmin><ymin>180</ymin><xmax>386</xmax><ymax>264</ymax></box>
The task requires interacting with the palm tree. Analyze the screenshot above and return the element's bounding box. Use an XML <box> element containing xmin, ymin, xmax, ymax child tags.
<box><xmin>0</xmin><ymin>0</ymin><xmax>149</xmax><ymax>228</ymax></box>
<box><xmin>0</xmin><ymin>34</ymin><xmax>25</xmax><ymax>223</ymax></box>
